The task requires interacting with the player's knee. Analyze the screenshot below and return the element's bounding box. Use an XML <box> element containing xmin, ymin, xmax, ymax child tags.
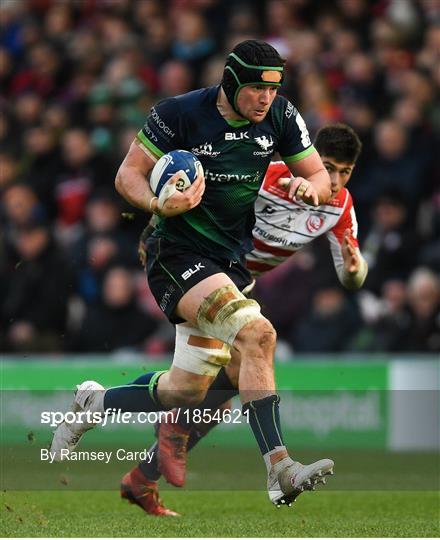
<box><xmin>159</xmin><ymin>367</ymin><xmax>210</xmax><ymax>408</ymax></box>
<box><xmin>168</xmin><ymin>385</ymin><xmax>208</xmax><ymax>407</ymax></box>
<box><xmin>196</xmin><ymin>284</ymin><xmax>263</xmax><ymax>345</ymax></box>
<box><xmin>234</xmin><ymin>318</ymin><xmax>277</xmax><ymax>357</ymax></box>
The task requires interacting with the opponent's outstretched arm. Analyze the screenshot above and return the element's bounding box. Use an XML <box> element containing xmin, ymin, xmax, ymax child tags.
<box><xmin>336</xmin><ymin>229</ymin><xmax>368</xmax><ymax>290</ymax></box>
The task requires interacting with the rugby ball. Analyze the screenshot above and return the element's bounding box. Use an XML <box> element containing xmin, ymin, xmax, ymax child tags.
<box><xmin>150</xmin><ymin>150</ymin><xmax>203</xmax><ymax>196</ymax></box>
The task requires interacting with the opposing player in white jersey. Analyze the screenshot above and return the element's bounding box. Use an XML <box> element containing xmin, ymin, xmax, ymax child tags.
<box><xmin>248</xmin><ymin>130</ymin><xmax>366</xmax><ymax>289</ymax></box>
<box><xmin>121</xmin><ymin>123</ymin><xmax>368</xmax><ymax>516</ymax></box>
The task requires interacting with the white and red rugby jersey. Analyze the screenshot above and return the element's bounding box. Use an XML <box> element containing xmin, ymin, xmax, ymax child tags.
<box><xmin>247</xmin><ymin>161</ymin><xmax>359</xmax><ymax>275</ymax></box>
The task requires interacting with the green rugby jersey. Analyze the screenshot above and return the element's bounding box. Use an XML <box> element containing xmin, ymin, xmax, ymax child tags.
<box><xmin>137</xmin><ymin>85</ymin><xmax>314</xmax><ymax>260</ymax></box>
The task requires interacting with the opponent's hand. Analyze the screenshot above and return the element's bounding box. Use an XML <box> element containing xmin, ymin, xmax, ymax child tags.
<box><xmin>287</xmin><ymin>177</ymin><xmax>319</xmax><ymax>206</ymax></box>
<box><xmin>157</xmin><ymin>170</ymin><xmax>205</xmax><ymax>217</ymax></box>
<box><xmin>342</xmin><ymin>229</ymin><xmax>361</xmax><ymax>274</ymax></box>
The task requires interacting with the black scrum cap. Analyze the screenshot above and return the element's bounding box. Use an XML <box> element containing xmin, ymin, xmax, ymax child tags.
<box><xmin>221</xmin><ymin>40</ymin><xmax>285</xmax><ymax>115</ymax></box>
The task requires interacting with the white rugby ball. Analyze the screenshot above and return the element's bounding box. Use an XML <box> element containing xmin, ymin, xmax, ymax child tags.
<box><xmin>150</xmin><ymin>150</ymin><xmax>203</xmax><ymax>196</ymax></box>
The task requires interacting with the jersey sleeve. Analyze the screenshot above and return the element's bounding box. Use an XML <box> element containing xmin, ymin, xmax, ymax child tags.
<box><xmin>262</xmin><ymin>161</ymin><xmax>292</xmax><ymax>190</ymax></box>
<box><xmin>326</xmin><ymin>191</ymin><xmax>361</xmax><ymax>281</ymax></box>
<box><xmin>136</xmin><ymin>98</ymin><xmax>184</xmax><ymax>161</ymax></box>
<box><xmin>328</xmin><ymin>192</ymin><xmax>359</xmax><ymax>246</ymax></box>
<box><xmin>277</xmin><ymin>99</ymin><xmax>315</xmax><ymax>164</ymax></box>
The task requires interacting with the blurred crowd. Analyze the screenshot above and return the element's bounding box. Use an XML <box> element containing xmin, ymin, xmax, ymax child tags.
<box><xmin>1</xmin><ymin>0</ymin><xmax>439</xmax><ymax>356</ymax></box>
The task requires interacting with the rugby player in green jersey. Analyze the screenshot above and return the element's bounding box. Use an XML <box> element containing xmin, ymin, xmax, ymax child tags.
<box><xmin>50</xmin><ymin>39</ymin><xmax>332</xmax><ymax>511</ymax></box>
<box><xmin>123</xmin><ymin>124</ymin><xmax>366</xmax><ymax>516</ymax></box>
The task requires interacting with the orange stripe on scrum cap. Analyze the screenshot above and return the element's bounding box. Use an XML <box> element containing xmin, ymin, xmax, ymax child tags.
<box><xmin>261</xmin><ymin>70</ymin><xmax>282</xmax><ymax>83</ymax></box>
<box><xmin>187</xmin><ymin>335</ymin><xmax>225</xmax><ymax>350</ymax></box>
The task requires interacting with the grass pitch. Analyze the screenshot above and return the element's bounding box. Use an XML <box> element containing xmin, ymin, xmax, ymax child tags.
<box><xmin>1</xmin><ymin>490</ymin><xmax>439</xmax><ymax>537</ymax></box>
<box><xmin>1</xmin><ymin>449</ymin><xmax>439</xmax><ymax>537</ymax></box>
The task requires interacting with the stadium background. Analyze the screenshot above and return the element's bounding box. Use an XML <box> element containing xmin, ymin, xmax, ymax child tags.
<box><xmin>1</xmin><ymin>0</ymin><xmax>439</xmax><ymax>537</ymax></box>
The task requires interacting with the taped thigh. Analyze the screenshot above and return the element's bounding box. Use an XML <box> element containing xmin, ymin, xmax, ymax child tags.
<box><xmin>196</xmin><ymin>284</ymin><xmax>263</xmax><ymax>345</ymax></box>
<box><xmin>172</xmin><ymin>324</ymin><xmax>232</xmax><ymax>377</ymax></box>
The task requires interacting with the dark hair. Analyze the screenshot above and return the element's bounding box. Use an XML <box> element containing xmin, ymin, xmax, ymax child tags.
<box><xmin>314</xmin><ymin>123</ymin><xmax>362</xmax><ymax>164</ymax></box>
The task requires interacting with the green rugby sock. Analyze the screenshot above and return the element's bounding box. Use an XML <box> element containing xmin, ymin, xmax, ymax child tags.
<box><xmin>104</xmin><ymin>371</ymin><xmax>166</xmax><ymax>412</ymax></box>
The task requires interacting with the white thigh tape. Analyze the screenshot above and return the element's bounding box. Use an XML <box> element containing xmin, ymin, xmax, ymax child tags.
<box><xmin>172</xmin><ymin>325</ymin><xmax>232</xmax><ymax>377</ymax></box>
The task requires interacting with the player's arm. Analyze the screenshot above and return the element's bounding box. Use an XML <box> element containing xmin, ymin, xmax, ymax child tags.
<box><xmin>115</xmin><ymin>142</ymin><xmax>156</xmax><ymax>212</ymax></box>
<box><xmin>286</xmin><ymin>150</ymin><xmax>331</xmax><ymax>206</ymax></box>
<box><xmin>115</xmin><ymin>142</ymin><xmax>205</xmax><ymax>217</ymax></box>
<box><xmin>326</xmin><ymin>197</ymin><xmax>368</xmax><ymax>290</ymax></box>
<box><xmin>340</xmin><ymin>229</ymin><xmax>368</xmax><ymax>290</ymax></box>
<box><xmin>278</xmin><ymin>103</ymin><xmax>331</xmax><ymax>206</ymax></box>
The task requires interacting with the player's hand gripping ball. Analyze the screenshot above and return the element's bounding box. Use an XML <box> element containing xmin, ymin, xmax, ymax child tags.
<box><xmin>150</xmin><ymin>150</ymin><xmax>203</xmax><ymax>197</ymax></box>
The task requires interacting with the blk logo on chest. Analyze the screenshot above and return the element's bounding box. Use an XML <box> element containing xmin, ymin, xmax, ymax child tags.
<box><xmin>225</xmin><ymin>132</ymin><xmax>249</xmax><ymax>140</ymax></box>
<box><xmin>182</xmin><ymin>263</ymin><xmax>205</xmax><ymax>280</ymax></box>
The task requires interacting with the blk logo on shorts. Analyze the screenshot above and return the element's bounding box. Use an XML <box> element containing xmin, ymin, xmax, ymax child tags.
<box><xmin>182</xmin><ymin>263</ymin><xmax>205</xmax><ymax>281</ymax></box>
